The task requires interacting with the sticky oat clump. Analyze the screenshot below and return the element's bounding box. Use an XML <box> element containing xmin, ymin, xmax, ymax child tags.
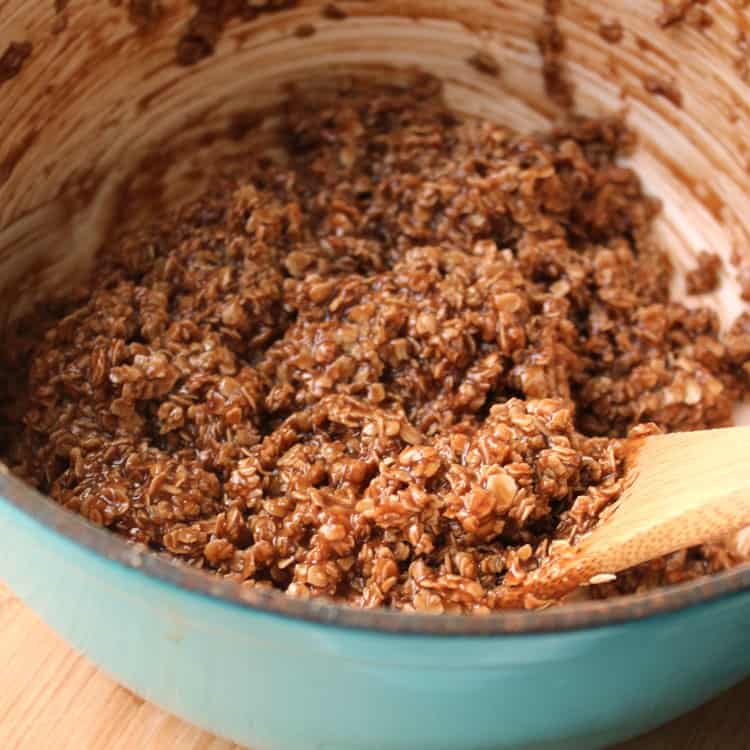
<box><xmin>2</xmin><ymin>75</ymin><xmax>749</xmax><ymax>613</ymax></box>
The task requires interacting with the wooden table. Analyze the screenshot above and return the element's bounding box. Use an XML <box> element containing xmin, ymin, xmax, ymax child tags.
<box><xmin>0</xmin><ymin>581</ymin><xmax>746</xmax><ymax>750</ymax></box>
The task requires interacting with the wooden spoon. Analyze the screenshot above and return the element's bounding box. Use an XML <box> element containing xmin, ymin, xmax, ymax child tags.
<box><xmin>522</xmin><ymin>425</ymin><xmax>750</xmax><ymax>602</ymax></box>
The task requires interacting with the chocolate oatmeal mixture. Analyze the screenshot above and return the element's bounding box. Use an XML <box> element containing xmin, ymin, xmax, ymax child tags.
<box><xmin>2</xmin><ymin>75</ymin><xmax>750</xmax><ymax>613</ymax></box>
<box><xmin>0</xmin><ymin>41</ymin><xmax>32</xmax><ymax>85</ymax></box>
<box><xmin>686</xmin><ymin>251</ymin><xmax>722</xmax><ymax>295</ymax></box>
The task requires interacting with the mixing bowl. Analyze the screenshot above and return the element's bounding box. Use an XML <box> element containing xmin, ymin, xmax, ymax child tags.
<box><xmin>3</xmin><ymin>2</ymin><xmax>750</xmax><ymax>748</ymax></box>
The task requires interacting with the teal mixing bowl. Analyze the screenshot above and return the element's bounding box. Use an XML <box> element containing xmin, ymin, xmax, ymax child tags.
<box><xmin>3</xmin><ymin>2</ymin><xmax>750</xmax><ymax>748</ymax></box>
<box><xmin>3</xmin><ymin>458</ymin><xmax>750</xmax><ymax>750</ymax></box>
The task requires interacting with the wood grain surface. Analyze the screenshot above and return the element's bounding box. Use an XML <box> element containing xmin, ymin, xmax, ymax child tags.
<box><xmin>0</xmin><ymin>581</ymin><xmax>746</xmax><ymax>750</ymax></box>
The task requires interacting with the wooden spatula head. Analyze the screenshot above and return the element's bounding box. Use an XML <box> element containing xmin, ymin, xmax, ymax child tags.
<box><xmin>522</xmin><ymin>425</ymin><xmax>750</xmax><ymax>602</ymax></box>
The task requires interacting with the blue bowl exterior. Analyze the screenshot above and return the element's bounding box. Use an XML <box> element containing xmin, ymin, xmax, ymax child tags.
<box><xmin>3</xmin><ymin>496</ymin><xmax>750</xmax><ymax>750</ymax></box>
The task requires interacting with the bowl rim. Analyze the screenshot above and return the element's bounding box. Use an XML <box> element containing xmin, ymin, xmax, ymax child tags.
<box><xmin>3</xmin><ymin>467</ymin><xmax>749</xmax><ymax>635</ymax></box>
